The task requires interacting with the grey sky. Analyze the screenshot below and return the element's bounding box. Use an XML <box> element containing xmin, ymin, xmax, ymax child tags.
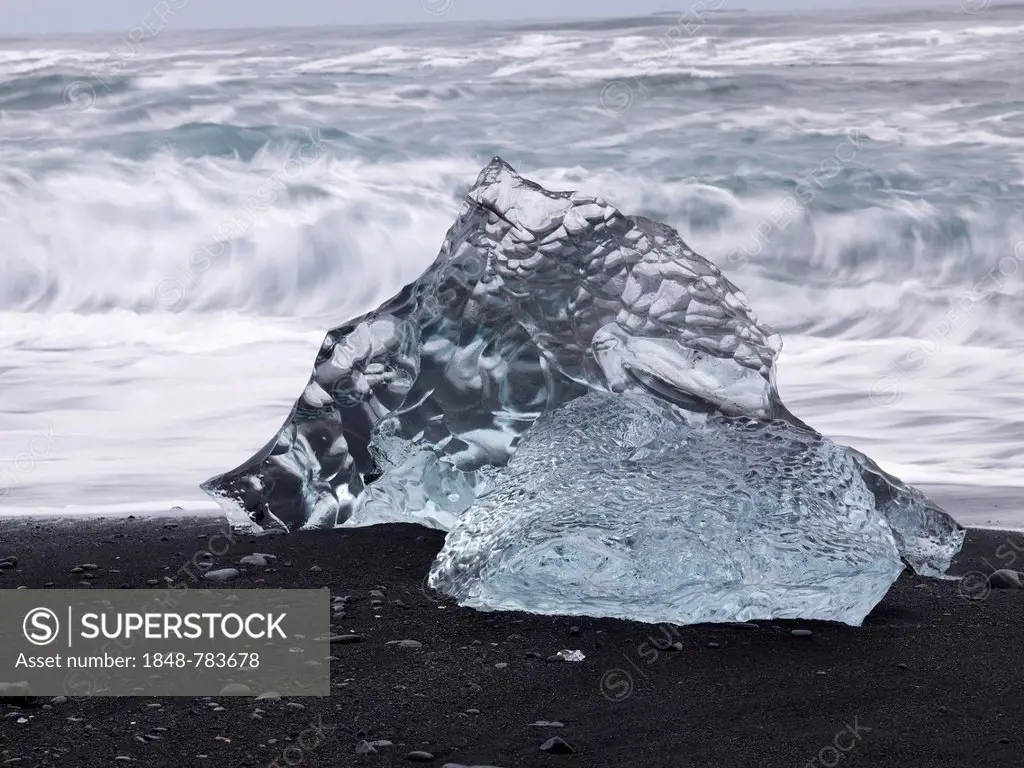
<box><xmin>0</xmin><ymin>0</ymin><xmax>941</xmax><ymax>36</ymax></box>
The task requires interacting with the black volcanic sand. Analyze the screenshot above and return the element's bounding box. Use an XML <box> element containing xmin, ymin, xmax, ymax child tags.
<box><xmin>1</xmin><ymin>516</ymin><xmax>1023</xmax><ymax>768</ymax></box>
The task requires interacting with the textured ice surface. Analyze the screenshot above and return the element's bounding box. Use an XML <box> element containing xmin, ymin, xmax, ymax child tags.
<box><xmin>203</xmin><ymin>157</ymin><xmax>964</xmax><ymax>623</ymax></box>
<box><xmin>429</xmin><ymin>393</ymin><xmax>907</xmax><ymax>626</ymax></box>
<box><xmin>204</xmin><ymin>157</ymin><xmax>788</xmax><ymax>529</ymax></box>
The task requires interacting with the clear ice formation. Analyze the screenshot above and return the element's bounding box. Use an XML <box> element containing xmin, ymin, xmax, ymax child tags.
<box><xmin>430</xmin><ymin>392</ymin><xmax>909</xmax><ymax>626</ymax></box>
<box><xmin>203</xmin><ymin>157</ymin><xmax>964</xmax><ymax>625</ymax></box>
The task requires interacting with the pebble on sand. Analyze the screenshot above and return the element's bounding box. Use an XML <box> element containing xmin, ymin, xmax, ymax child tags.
<box><xmin>407</xmin><ymin>750</ymin><xmax>435</xmax><ymax>762</ymax></box>
<box><xmin>540</xmin><ymin>736</ymin><xmax>576</xmax><ymax>754</ymax></box>
<box><xmin>988</xmin><ymin>569</ymin><xmax>1023</xmax><ymax>589</ymax></box>
<box><xmin>202</xmin><ymin>568</ymin><xmax>240</xmax><ymax>583</ymax></box>
<box><xmin>387</xmin><ymin>639</ymin><xmax>424</xmax><ymax>650</ymax></box>
<box><xmin>552</xmin><ymin>649</ymin><xmax>585</xmax><ymax>662</ymax></box>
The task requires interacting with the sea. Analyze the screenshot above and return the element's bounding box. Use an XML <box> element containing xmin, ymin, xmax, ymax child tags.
<box><xmin>1</xmin><ymin>4</ymin><xmax>1022</xmax><ymax>526</ymax></box>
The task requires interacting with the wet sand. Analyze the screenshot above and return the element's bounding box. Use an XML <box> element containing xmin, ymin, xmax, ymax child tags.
<box><xmin>1</xmin><ymin>514</ymin><xmax>1022</xmax><ymax>768</ymax></box>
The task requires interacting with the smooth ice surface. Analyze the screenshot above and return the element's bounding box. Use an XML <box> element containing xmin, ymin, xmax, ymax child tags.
<box><xmin>203</xmin><ymin>157</ymin><xmax>964</xmax><ymax>624</ymax></box>
<box><xmin>429</xmin><ymin>393</ymin><xmax>907</xmax><ymax>626</ymax></box>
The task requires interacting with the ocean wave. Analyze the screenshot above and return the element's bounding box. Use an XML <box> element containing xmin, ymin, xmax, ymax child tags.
<box><xmin>1</xmin><ymin>146</ymin><xmax>1021</xmax><ymax>348</ymax></box>
<box><xmin>0</xmin><ymin>151</ymin><xmax>475</xmax><ymax>319</ymax></box>
<box><xmin>0</xmin><ymin>71</ymin><xmax>134</xmax><ymax>111</ymax></box>
<box><xmin>90</xmin><ymin>123</ymin><xmax>360</xmax><ymax>161</ymax></box>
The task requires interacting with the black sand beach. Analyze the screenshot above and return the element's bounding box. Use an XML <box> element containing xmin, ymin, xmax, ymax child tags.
<box><xmin>1</xmin><ymin>514</ymin><xmax>1022</xmax><ymax>768</ymax></box>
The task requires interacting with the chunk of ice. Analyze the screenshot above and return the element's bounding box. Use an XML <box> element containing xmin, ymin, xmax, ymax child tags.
<box><xmin>203</xmin><ymin>158</ymin><xmax>964</xmax><ymax>625</ymax></box>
